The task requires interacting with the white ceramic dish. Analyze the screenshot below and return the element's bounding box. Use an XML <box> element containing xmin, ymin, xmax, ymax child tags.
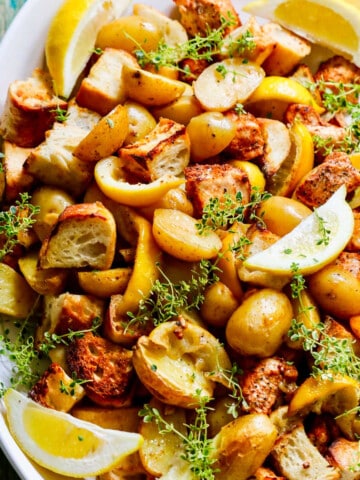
<box><xmin>0</xmin><ymin>0</ymin><xmax>254</xmax><ymax>478</ymax></box>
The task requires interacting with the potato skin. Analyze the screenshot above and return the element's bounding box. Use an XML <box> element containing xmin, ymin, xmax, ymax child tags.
<box><xmin>308</xmin><ymin>252</ymin><xmax>360</xmax><ymax>320</ymax></box>
<box><xmin>225</xmin><ymin>288</ymin><xmax>293</xmax><ymax>357</ymax></box>
<box><xmin>213</xmin><ymin>413</ymin><xmax>278</xmax><ymax>480</ymax></box>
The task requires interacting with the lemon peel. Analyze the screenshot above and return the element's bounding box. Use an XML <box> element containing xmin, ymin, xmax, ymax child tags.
<box><xmin>94</xmin><ymin>156</ymin><xmax>185</xmax><ymax>207</ymax></box>
<box><xmin>45</xmin><ymin>0</ymin><xmax>131</xmax><ymax>98</ymax></box>
<box><xmin>243</xmin><ymin>185</ymin><xmax>354</xmax><ymax>275</ymax></box>
<box><xmin>243</xmin><ymin>0</ymin><xmax>360</xmax><ymax>67</ymax></box>
<box><xmin>4</xmin><ymin>388</ymin><xmax>143</xmax><ymax>478</ymax></box>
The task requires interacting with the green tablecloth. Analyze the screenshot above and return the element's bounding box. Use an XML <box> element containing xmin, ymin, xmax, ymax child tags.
<box><xmin>1</xmin><ymin>3</ymin><xmax>27</xmax><ymax>479</ymax></box>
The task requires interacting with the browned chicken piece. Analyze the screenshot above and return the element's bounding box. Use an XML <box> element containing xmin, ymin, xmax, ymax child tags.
<box><xmin>328</xmin><ymin>437</ymin><xmax>360</xmax><ymax>480</ymax></box>
<box><xmin>284</xmin><ymin>103</ymin><xmax>347</xmax><ymax>155</ymax></box>
<box><xmin>290</xmin><ymin>64</ymin><xmax>323</xmax><ymax>104</ymax></box>
<box><xmin>314</xmin><ymin>55</ymin><xmax>360</xmax><ymax>86</ymax></box>
<box><xmin>294</xmin><ymin>152</ymin><xmax>360</xmax><ymax>208</ymax></box>
<box><xmin>239</xmin><ymin>357</ymin><xmax>298</xmax><ymax>415</ymax></box>
<box><xmin>178</xmin><ymin>58</ymin><xmax>210</xmax><ymax>82</ymax></box>
<box><xmin>306</xmin><ymin>414</ymin><xmax>341</xmax><ymax>456</ymax></box>
<box><xmin>67</xmin><ymin>331</ymin><xmax>134</xmax><ymax>407</ymax></box>
<box><xmin>29</xmin><ymin>362</ymin><xmax>86</xmax><ymax>412</ymax></box>
<box><xmin>252</xmin><ymin>467</ymin><xmax>286</xmax><ymax>480</ymax></box>
<box><xmin>224</xmin><ymin>111</ymin><xmax>265</xmax><ymax>160</ymax></box>
<box><xmin>0</xmin><ymin>68</ymin><xmax>67</xmax><ymax>148</ymax></box>
<box><xmin>173</xmin><ymin>0</ymin><xmax>241</xmax><ymax>37</ymax></box>
<box><xmin>347</xmin><ymin>209</ymin><xmax>360</xmax><ymax>251</ymax></box>
<box><xmin>323</xmin><ymin>313</ymin><xmax>360</xmax><ymax>356</ymax></box>
<box><xmin>184</xmin><ymin>162</ymin><xmax>250</xmax><ymax>217</ymax></box>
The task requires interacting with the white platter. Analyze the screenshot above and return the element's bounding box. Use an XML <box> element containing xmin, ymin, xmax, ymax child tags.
<box><xmin>0</xmin><ymin>0</ymin><xmax>252</xmax><ymax>479</ymax></box>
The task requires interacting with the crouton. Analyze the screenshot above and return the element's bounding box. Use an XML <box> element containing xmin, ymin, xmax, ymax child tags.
<box><xmin>271</xmin><ymin>423</ymin><xmax>340</xmax><ymax>479</ymax></box>
<box><xmin>120</xmin><ymin>117</ymin><xmax>190</xmax><ymax>181</ymax></box>
<box><xmin>294</xmin><ymin>152</ymin><xmax>360</xmax><ymax>207</ymax></box>
<box><xmin>184</xmin><ymin>162</ymin><xmax>250</xmax><ymax>217</ymax></box>
<box><xmin>1</xmin><ymin>140</ymin><xmax>34</xmax><ymax>202</ymax></box>
<box><xmin>173</xmin><ymin>0</ymin><xmax>241</xmax><ymax>37</ymax></box>
<box><xmin>253</xmin><ymin>466</ymin><xmax>286</xmax><ymax>479</ymax></box>
<box><xmin>29</xmin><ymin>362</ymin><xmax>86</xmax><ymax>412</ymax></box>
<box><xmin>240</xmin><ymin>357</ymin><xmax>298</xmax><ymax>415</ymax></box>
<box><xmin>0</xmin><ymin>68</ymin><xmax>67</xmax><ymax>147</ymax></box>
<box><xmin>64</xmin><ymin>99</ymin><xmax>101</xmax><ymax>130</ymax></box>
<box><xmin>39</xmin><ymin>202</ymin><xmax>116</xmax><ymax>270</ymax></box>
<box><xmin>76</xmin><ymin>48</ymin><xmax>139</xmax><ymax>116</ymax></box>
<box><xmin>67</xmin><ymin>331</ymin><xmax>134</xmax><ymax>407</ymax></box>
<box><xmin>221</xmin><ymin>17</ymin><xmax>276</xmax><ymax>65</ymax></box>
<box><xmin>257</xmin><ymin>118</ymin><xmax>291</xmax><ymax>178</ymax></box>
<box><xmin>24</xmin><ymin>122</ymin><xmax>94</xmax><ymax>197</ymax></box>
<box><xmin>224</xmin><ymin>110</ymin><xmax>265</xmax><ymax>160</ymax></box>
<box><xmin>35</xmin><ymin>292</ymin><xmax>105</xmax><ymax>348</ymax></box>
<box><xmin>261</xmin><ymin>22</ymin><xmax>311</xmax><ymax>76</ymax></box>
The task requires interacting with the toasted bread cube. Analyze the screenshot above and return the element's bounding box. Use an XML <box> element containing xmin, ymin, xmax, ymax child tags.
<box><xmin>29</xmin><ymin>362</ymin><xmax>86</xmax><ymax>412</ymax></box>
<box><xmin>120</xmin><ymin>117</ymin><xmax>190</xmax><ymax>181</ymax></box>
<box><xmin>76</xmin><ymin>48</ymin><xmax>139</xmax><ymax>116</ymax></box>
<box><xmin>0</xmin><ymin>68</ymin><xmax>67</xmax><ymax>147</ymax></box>
<box><xmin>64</xmin><ymin>99</ymin><xmax>101</xmax><ymax>130</ymax></box>
<box><xmin>271</xmin><ymin>424</ymin><xmax>340</xmax><ymax>479</ymax></box>
<box><xmin>39</xmin><ymin>202</ymin><xmax>116</xmax><ymax>270</ymax></box>
<box><xmin>24</xmin><ymin>123</ymin><xmax>94</xmax><ymax>197</ymax></box>
<box><xmin>261</xmin><ymin>23</ymin><xmax>311</xmax><ymax>76</ymax></box>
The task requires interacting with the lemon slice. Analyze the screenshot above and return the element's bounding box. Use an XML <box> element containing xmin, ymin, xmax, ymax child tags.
<box><xmin>245</xmin><ymin>76</ymin><xmax>324</xmax><ymax>119</ymax></box>
<box><xmin>4</xmin><ymin>389</ymin><xmax>143</xmax><ymax>478</ymax></box>
<box><xmin>266</xmin><ymin>121</ymin><xmax>314</xmax><ymax>196</ymax></box>
<box><xmin>243</xmin><ymin>0</ymin><xmax>360</xmax><ymax>67</ymax></box>
<box><xmin>45</xmin><ymin>0</ymin><xmax>131</xmax><ymax>98</ymax></box>
<box><xmin>243</xmin><ymin>185</ymin><xmax>354</xmax><ymax>275</ymax></box>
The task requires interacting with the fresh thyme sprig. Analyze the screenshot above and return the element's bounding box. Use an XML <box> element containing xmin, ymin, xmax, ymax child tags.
<box><xmin>314</xmin><ymin>211</ymin><xmax>331</xmax><ymax>246</ymax></box>
<box><xmin>0</xmin><ymin>316</ymin><xmax>101</xmax><ymax>397</ymax></box>
<box><xmin>126</xmin><ymin>260</ymin><xmax>220</xmax><ymax>330</ymax></box>
<box><xmin>59</xmin><ymin>372</ymin><xmax>91</xmax><ymax>396</ymax></box>
<box><xmin>50</xmin><ymin>104</ymin><xmax>69</xmax><ymax>123</ymax></box>
<box><xmin>213</xmin><ymin>362</ymin><xmax>248</xmax><ymax>418</ymax></box>
<box><xmin>309</xmin><ymin>79</ymin><xmax>360</xmax><ymax>154</ymax></box>
<box><xmin>0</xmin><ymin>193</ymin><xmax>39</xmax><ymax>260</ymax></box>
<box><xmin>133</xmin><ymin>16</ymin><xmax>255</xmax><ymax>75</ymax></box>
<box><xmin>140</xmin><ymin>390</ymin><xmax>218</xmax><ymax>480</ymax></box>
<box><xmin>288</xmin><ymin>265</ymin><xmax>360</xmax><ymax>381</ymax></box>
<box><xmin>196</xmin><ymin>187</ymin><xmax>271</xmax><ymax>235</ymax></box>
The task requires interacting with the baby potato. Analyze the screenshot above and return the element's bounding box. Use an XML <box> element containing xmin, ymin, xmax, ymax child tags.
<box><xmin>212</xmin><ymin>413</ymin><xmax>278</xmax><ymax>480</ymax></box>
<box><xmin>123</xmin><ymin>65</ymin><xmax>187</xmax><ymax>107</ymax></box>
<box><xmin>187</xmin><ymin>112</ymin><xmax>236</xmax><ymax>161</ymax></box>
<box><xmin>193</xmin><ymin>59</ymin><xmax>265</xmax><ymax>112</ymax></box>
<box><xmin>200</xmin><ymin>281</ymin><xmax>239</xmax><ymax>327</ymax></box>
<box><xmin>308</xmin><ymin>252</ymin><xmax>360</xmax><ymax>320</ymax></box>
<box><xmin>77</xmin><ymin>267</ymin><xmax>133</xmax><ymax>298</ymax></box>
<box><xmin>31</xmin><ymin>186</ymin><xmax>74</xmax><ymax>241</ymax></box>
<box><xmin>258</xmin><ymin>195</ymin><xmax>312</xmax><ymax>236</ymax></box>
<box><xmin>152</xmin><ymin>208</ymin><xmax>222</xmax><ymax>261</ymax></box>
<box><xmin>226</xmin><ymin>288</ymin><xmax>293</xmax><ymax>357</ymax></box>
<box><xmin>139</xmin><ymin>187</ymin><xmax>194</xmax><ymax>220</ymax></box>
<box><xmin>96</xmin><ymin>15</ymin><xmax>162</xmax><ymax>52</ymax></box>
<box><xmin>0</xmin><ymin>263</ymin><xmax>37</xmax><ymax>318</ymax></box>
<box><xmin>152</xmin><ymin>94</ymin><xmax>204</xmax><ymax>125</ymax></box>
<box><xmin>123</xmin><ymin>101</ymin><xmax>157</xmax><ymax>145</ymax></box>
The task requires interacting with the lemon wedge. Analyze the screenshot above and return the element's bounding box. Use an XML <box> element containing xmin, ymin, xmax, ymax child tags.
<box><xmin>4</xmin><ymin>389</ymin><xmax>143</xmax><ymax>478</ymax></box>
<box><xmin>45</xmin><ymin>0</ymin><xmax>131</xmax><ymax>98</ymax></box>
<box><xmin>243</xmin><ymin>185</ymin><xmax>354</xmax><ymax>275</ymax></box>
<box><xmin>243</xmin><ymin>0</ymin><xmax>360</xmax><ymax>67</ymax></box>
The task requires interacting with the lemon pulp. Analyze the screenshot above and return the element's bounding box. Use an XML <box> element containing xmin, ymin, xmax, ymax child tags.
<box><xmin>24</xmin><ymin>408</ymin><xmax>101</xmax><ymax>458</ymax></box>
<box><xmin>275</xmin><ymin>0</ymin><xmax>358</xmax><ymax>51</ymax></box>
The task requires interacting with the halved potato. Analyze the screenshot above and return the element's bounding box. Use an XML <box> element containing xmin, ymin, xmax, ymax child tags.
<box><xmin>123</xmin><ymin>65</ymin><xmax>187</xmax><ymax>106</ymax></box>
<box><xmin>0</xmin><ymin>263</ymin><xmax>37</xmax><ymax>317</ymax></box>
<box><xmin>193</xmin><ymin>59</ymin><xmax>265</xmax><ymax>112</ymax></box>
<box><xmin>77</xmin><ymin>267</ymin><xmax>133</xmax><ymax>298</ymax></box>
<box><xmin>74</xmin><ymin>104</ymin><xmax>129</xmax><ymax>162</ymax></box>
<box><xmin>212</xmin><ymin>413</ymin><xmax>278</xmax><ymax>480</ymax></box>
<box><xmin>133</xmin><ymin>320</ymin><xmax>231</xmax><ymax>408</ymax></box>
<box><xmin>152</xmin><ymin>208</ymin><xmax>222</xmax><ymax>261</ymax></box>
<box><xmin>139</xmin><ymin>397</ymin><xmax>187</xmax><ymax>477</ymax></box>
